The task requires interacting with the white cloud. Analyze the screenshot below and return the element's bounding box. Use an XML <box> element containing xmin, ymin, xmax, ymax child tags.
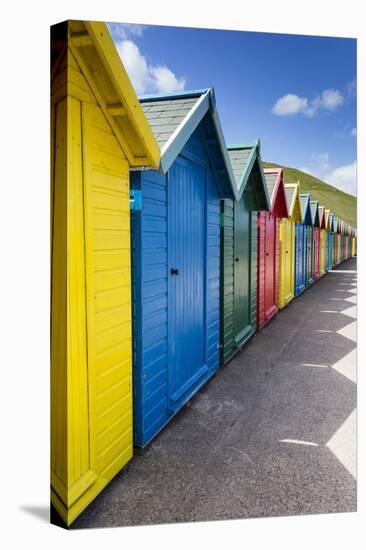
<box><xmin>149</xmin><ymin>65</ymin><xmax>186</xmax><ymax>94</ymax></box>
<box><xmin>272</xmin><ymin>94</ymin><xmax>310</xmax><ymax>116</ymax></box>
<box><xmin>272</xmin><ymin>88</ymin><xmax>344</xmax><ymax>117</ymax></box>
<box><xmin>117</xmin><ymin>40</ymin><xmax>151</xmax><ymax>94</ymax></box>
<box><xmin>115</xmin><ymin>39</ymin><xmax>186</xmax><ymax>95</ymax></box>
<box><xmin>107</xmin><ymin>22</ymin><xmax>145</xmax><ymax>41</ymax></box>
<box><xmin>298</xmin><ymin>153</ymin><xmax>356</xmax><ymax>196</ymax></box>
<box><xmin>350</xmin><ymin>127</ymin><xmax>357</xmax><ymax>137</ymax></box>
<box><xmin>324</xmin><ymin>162</ymin><xmax>357</xmax><ymax>196</ymax></box>
<box><xmin>318</xmin><ymin>89</ymin><xmax>344</xmax><ymax>110</ymax></box>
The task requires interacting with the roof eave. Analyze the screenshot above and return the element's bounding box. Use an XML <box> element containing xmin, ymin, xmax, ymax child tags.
<box><xmin>227</xmin><ymin>143</ymin><xmax>270</xmax><ymax>208</ymax></box>
<box><xmin>285</xmin><ymin>183</ymin><xmax>301</xmax><ymax>220</ymax></box>
<box><xmin>75</xmin><ymin>21</ymin><xmax>160</xmax><ymax>169</ymax></box>
<box><xmin>267</xmin><ymin>168</ymin><xmax>289</xmax><ymax>217</ymax></box>
<box><xmin>257</xmin><ymin>152</ymin><xmax>271</xmax><ymax>211</ymax></box>
<box><xmin>159</xmin><ymin>90</ymin><xmax>211</xmax><ymax>174</ymax></box>
<box><xmin>300</xmin><ymin>193</ymin><xmax>312</xmax><ymax>225</ymax></box>
<box><xmin>210</xmin><ymin>105</ymin><xmax>238</xmax><ymax>200</ymax></box>
<box><xmin>154</xmin><ymin>89</ymin><xmax>236</xmax><ymax>200</ymax></box>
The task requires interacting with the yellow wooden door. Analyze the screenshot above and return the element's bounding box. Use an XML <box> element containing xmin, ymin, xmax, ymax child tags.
<box><xmin>288</xmin><ymin>220</ymin><xmax>295</xmax><ymax>302</ymax></box>
<box><xmin>51</xmin><ymin>97</ymin><xmax>133</xmax><ymax>525</ymax></box>
<box><xmin>352</xmin><ymin>237</ymin><xmax>356</xmax><ymax>256</ymax></box>
<box><xmin>279</xmin><ymin>218</ymin><xmax>293</xmax><ymax>308</ymax></box>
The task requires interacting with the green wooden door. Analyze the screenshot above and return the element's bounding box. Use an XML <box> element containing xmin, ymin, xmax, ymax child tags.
<box><xmin>220</xmin><ymin>187</ymin><xmax>257</xmax><ymax>366</ymax></box>
<box><xmin>233</xmin><ymin>197</ymin><xmax>250</xmax><ymax>342</ymax></box>
<box><xmin>233</xmin><ymin>187</ymin><xmax>255</xmax><ymax>347</ymax></box>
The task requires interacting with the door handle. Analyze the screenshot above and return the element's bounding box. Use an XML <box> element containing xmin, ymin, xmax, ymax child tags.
<box><xmin>170</xmin><ymin>268</ymin><xmax>179</xmax><ymax>276</ymax></box>
<box><xmin>235</xmin><ymin>257</ymin><xmax>239</xmax><ymax>262</ymax></box>
<box><xmin>265</xmin><ymin>252</ymin><xmax>269</xmax><ymax>256</ymax></box>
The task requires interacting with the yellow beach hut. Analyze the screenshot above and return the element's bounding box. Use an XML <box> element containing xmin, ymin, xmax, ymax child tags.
<box><xmin>352</xmin><ymin>229</ymin><xmax>357</xmax><ymax>257</ymax></box>
<box><xmin>279</xmin><ymin>182</ymin><xmax>302</xmax><ymax>309</ymax></box>
<box><xmin>318</xmin><ymin>205</ymin><xmax>327</xmax><ymax>277</ymax></box>
<box><xmin>51</xmin><ymin>21</ymin><xmax>160</xmax><ymax>525</ymax></box>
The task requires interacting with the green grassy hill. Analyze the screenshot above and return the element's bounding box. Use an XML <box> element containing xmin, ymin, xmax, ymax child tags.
<box><xmin>263</xmin><ymin>162</ymin><xmax>357</xmax><ymax>228</ymax></box>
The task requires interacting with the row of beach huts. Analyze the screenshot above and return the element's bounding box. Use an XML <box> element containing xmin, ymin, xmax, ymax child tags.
<box><xmin>50</xmin><ymin>21</ymin><xmax>357</xmax><ymax>525</ymax></box>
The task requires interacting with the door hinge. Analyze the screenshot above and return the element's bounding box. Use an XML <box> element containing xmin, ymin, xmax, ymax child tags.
<box><xmin>130</xmin><ymin>189</ymin><xmax>142</xmax><ymax>211</ymax></box>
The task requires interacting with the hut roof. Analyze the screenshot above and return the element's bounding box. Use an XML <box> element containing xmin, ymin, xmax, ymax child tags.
<box><xmin>299</xmin><ymin>193</ymin><xmax>312</xmax><ymax>225</ymax></box>
<box><xmin>324</xmin><ymin>209</ymin><xmax>330</xmax><ymax>230</ymax></box>
<box><xmin>139</xmin><ymin>88</ymin><xmax>237</xmax><ymax>199</ymax></box>
<box><xmin>263</xmin><ymin>167</ymin><xmax>289</xmax><ymax>217</ymax></box>
<box><xmin>310</xmin><ymin>199</ymin><xmax>320</xmax><ymax>226</ymax></box>
<box><xmin>284</xmin><ymin>183</ymin><xmax>302</xmax><ymax>222</ymax></box>
<box><xmin>64</xmin><ymin>21</ymin><xmax>160</xmax><ymax>169</ymax></box>
<box><xmin>329</xmin><ymin>212</ymin><xmax>335</xmax><ymax>231</ymax></box>
<box><xmin>318</xmin><ymin>205</ymin><xmax>326</xmax><ymax>229</ymax></box>
<box><xmin>227</xmin><ymin>142</ymin><xmax>270</xmax><ymax>209</ymax></box>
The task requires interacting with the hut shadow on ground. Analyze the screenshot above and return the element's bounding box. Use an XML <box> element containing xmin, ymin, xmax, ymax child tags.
<box><xmin>20</xmin><ymin>506</ymin><xmax>49</xmax><ymax>523</ymax></box>
<box><xmin>71</xmin><ymin>259</ymin><xmax>357</xmax><ymax>529</ymax></box>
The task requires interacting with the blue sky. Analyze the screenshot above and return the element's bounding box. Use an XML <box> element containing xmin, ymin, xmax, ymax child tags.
<box><xmin>108</xmin><ymin>22</ymin><xmax>357</xmax><ymax>196</ymax></box>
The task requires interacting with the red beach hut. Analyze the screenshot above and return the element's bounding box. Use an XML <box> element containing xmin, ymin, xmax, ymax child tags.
<box><xmin>257</xmin><ymin>168</ymin><xmax>289</xmax><ymax>330</ymax></box>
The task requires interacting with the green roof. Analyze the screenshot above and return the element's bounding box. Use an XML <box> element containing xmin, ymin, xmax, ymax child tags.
<box><xmin>227</xmin><ymin>143</ymin><xmax>270</xmax><ymax>209</ymax></box>
<box><xmin>228</xmin><ymin>147</ymin><xmax>253</xmax><ymax>189</ymax></box>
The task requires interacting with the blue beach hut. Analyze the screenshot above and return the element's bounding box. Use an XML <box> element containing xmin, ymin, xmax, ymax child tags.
<box><xmin>130</xmin><ymin>89</ymin><xmax>237</xmax><ymax>448</ymax></box>
<box><xmin>325</xmin><ymin>209</ymin><xmax>332</xmax><ymax>272</ymax></box>
<box><xmin>295</xmin><ymin>192</ymin><xmax>312</xmax><ymax>296</ymax></box>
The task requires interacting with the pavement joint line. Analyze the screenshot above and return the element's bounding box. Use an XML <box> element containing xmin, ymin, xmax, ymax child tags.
<box><xmin>280</xmin><ymin>439</ymin><xmax>319</xmax><ymax>446</ymax></box>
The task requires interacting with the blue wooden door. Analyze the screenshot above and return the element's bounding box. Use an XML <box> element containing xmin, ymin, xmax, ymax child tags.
<box><xmin>295</xmin><ymin>223</ymin><xmax>305</xmax><ymax>295</ymax></box>
<box><xmin>168</xmin><ymin>156</ymin><xmax>207</xmax><ymax>410</ymax></box>
<box><xmin>326</xmin><ymin>233</ymin><xmax>330</xmax><ymax>270</ymax></box>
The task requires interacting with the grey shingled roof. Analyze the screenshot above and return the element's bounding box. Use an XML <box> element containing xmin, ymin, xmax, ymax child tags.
<box><xmin>318</xmin><ymin>206</ymin><xmax>325</xmax><ymax>227</ymax></box>
<box><xmin>310</xmin><ymin>201</ymin><xmax>319</xmax><ymax>225</ymax></box>
<box><xmin>140</xmin><ymin>96</ymin><xmax>200</xmax><ymax>149</ymax></box>
<box><xmin>300</xmin><ymin>194</ymin><xmax>310</xmax><ymax>221</ymax></box>
<box><xmin>285</xmin><ymin>186</ymin><xmax>295</xmax><ymax>214</ymax></box>
<box><xmin>227</xmin><ymin>147</ymin><xmax>253</xmax><ymax>190</ymax></box>
<box><xmin>264</xmin><ymin>171</ymin><xmax>278</xmax><ymax>206</ymax></box>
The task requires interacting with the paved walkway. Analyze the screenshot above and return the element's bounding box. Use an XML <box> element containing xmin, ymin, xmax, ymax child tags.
<box><xmin>72</xmin><ymin>258</ymin><xmax>357</xmax><ymax>529</ymax></box>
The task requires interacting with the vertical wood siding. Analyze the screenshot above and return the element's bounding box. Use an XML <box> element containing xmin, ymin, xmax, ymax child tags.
<box><xmin>320</xmin><ymin>229</ymin><xmax>327</xmax><ymax>275</ymax></box>
<box><xmin>51</xmin><ymin>47</ymin><xmax>132</xmax><ymax>525</ymax></box>
<box><xmin>274</xmin><ymin>214</ymin><xmax>280</xmax><ymax>309</ymax></box>
<box><xmin>250</xmin><ymin>211</ymin><xmax>258</xmax><ymax>330</ymax></box>
<box><xmin>221</xmin><ymin>199</ymin><xmax>235</xmax><ymax>364</ymax></box>
<box><xmin>131</xmin><ymin>128</ymin><xmax>222</xmax><ymax>447</ymax></box>
<box><xmin>294</xmin><ymin>223</ymin><xmax>305</xmax><ymax>296</ymax></box>
<box><xmin>278</xmin><ymin>218</ymin><xmax>295</xmax><ymax>309</ymax></box>
<box><xmin>313</xmin><ymin>227</ymin><xmax>320</xmax><ymax>281</ymax></box>
<box><xmin>220</xmin><ymin>191</ymin><xmax>258</xmax><ymax>366</ymax></box>
<box><xmin>257</xmin><ymin>212</ymin><xmax>266</xmax><ymax>329</ymax></box>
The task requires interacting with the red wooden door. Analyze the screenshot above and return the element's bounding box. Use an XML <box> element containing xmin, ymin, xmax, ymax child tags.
<box><xmin>313</xmin><ymin>227</ymin><xmax>320</xmax><ymax>279</ymax></box>
<box><xmin>264</xmin><ymin>211</ymin><xmax>276</xmax><ymax>319</ymax></box>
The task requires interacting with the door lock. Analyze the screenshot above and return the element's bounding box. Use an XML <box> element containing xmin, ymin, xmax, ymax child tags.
<box><xmin>235</xmin><ymin>257</ymin><xmax>239</xmax><ymax>262</ymax></box>
<box><xmin>170</xmin><ymin>268</ymin><xmax>179</xmax><ymax>276</ymax></box>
